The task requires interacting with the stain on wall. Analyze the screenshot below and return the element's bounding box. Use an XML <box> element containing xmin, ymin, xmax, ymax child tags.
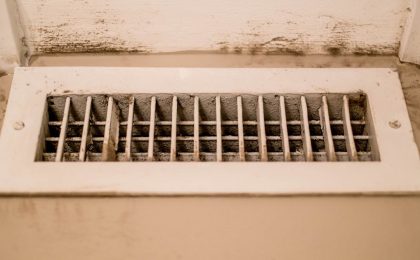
<box><xmin>34</xmin><ymin>26</ymin><xmax>150</xmax><ymax>54</ymax></box>
<box><xmin>16</xmin><ymin>0</ymin><xmax>411</xmax><ymax>55</ymax></box>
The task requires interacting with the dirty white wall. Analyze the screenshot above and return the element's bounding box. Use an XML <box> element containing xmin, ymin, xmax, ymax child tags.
<box><xmin>15</xmin><ymin>0</ymin><xmax>410</xmax><ymax>56</ymax></box>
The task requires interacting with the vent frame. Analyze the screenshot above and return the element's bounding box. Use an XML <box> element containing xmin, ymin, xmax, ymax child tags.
<box><xmin>0</xmin><ymin>67</ymin><xmax>419</xmax><ymax>195</ymax></box>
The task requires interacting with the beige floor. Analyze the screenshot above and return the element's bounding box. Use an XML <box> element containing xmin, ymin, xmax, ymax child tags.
<box><xmin>1</xmin><ymin>196</ymin><xmax>420</xmax><ymax>260</ymax></box>
<box><xmin>1</xmin><ymin>55</ymin><xmax>420</xmax><ymax>260</ymax></box>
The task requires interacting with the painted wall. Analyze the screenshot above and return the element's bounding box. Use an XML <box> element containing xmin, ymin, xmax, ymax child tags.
<box><xmin>15</xmin><ymin>0</ymin><xmax>410</xmax><ymax>55</ymax></box>
<box><xmin>1</xmin><ymin>197</ymin><xmax>420</xmax><ymax>260</ymax></box>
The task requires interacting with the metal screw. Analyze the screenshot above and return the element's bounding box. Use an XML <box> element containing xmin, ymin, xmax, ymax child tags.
<box><xmin>13</xmin><ymin>121</ymin><xmax>25</xmax><ymax>130</ymax></box>
<box><xmin>388</xmin><ymin>120</ymin><xmax>401</xmax><ymax>129</ymax></box>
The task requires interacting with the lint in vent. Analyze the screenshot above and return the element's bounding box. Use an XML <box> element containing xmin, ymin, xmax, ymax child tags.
<box><xmin>41</xmin><ymin>93</ymin><xmax>378</xmax><ymax>162</ymax></box>
<box><xmin>0</xmin><ymin>67</ymin><xmax>419</xmax><ymax>195</ymax></box>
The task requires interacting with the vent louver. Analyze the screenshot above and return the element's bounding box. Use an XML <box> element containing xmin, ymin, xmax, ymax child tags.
<box><xmin>40</xmin><ymin>93</ymin><xmax>379</xmax><ymax>162</ymax></box>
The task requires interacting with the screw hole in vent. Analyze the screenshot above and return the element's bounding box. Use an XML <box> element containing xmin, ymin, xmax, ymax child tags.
<box><xmin>39</xmin><ymin>93</ymin><xmax>379</xmax><ymax>162</ymax></box>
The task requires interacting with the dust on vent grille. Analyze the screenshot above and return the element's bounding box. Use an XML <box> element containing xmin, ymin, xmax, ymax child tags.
<box><xmin>39</xmin><ymin>93</ymin><xmax>379</xmax><ymax>162</ymax></box>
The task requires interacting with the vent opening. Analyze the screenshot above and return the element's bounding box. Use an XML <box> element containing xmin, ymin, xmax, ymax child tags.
<box><xmin>40</xmin><ymin>93</ymin><xmax>379</xmax><ymax>162</ymax></box>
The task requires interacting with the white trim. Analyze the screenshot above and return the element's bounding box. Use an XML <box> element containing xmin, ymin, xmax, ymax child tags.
<box><xmin>16</xmin><ymin>0</ymin><xmax>410</xmax><ymax>55</ymax></box>
<box><xmin>0</xmin><ymin>67</ymin><xmax>419</xmax><ymax>195</ymax></box>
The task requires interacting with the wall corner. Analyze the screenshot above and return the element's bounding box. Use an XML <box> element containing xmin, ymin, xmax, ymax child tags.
<box><xmin>0</xmin><ymin>0</ymin><xmax>28</xmax><ymax>75</ymax></box>
<box><xmin>399</xmin><ymin>0</ymin><xmax>420</xmax><ymax>65</ymax></box>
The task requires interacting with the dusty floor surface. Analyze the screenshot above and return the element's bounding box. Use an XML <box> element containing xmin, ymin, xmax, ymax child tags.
<box><xmin>1</xmin><ymin>54</ymin><xmax>419</xmax><ymax>153</ymax></box>
<box><xmin>0</xmin><ymin>54</ymin><xmax>420</xmax><ymax>260</ymax></box>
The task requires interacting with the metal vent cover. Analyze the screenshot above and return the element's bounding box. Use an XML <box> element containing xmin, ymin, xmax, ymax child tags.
<box><xmin>42</xmin><ymin>93</ymin><xmax>378</xmax><ymax>162</ymax></box>
<box><xmin>0</xmin><ymin>67</ymin><xmax>419</xmax><ymax>195</ymax></box>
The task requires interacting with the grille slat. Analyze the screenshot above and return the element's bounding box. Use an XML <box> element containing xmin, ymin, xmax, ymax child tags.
<box><xmin>257</xmin><ymin>96</ymin><xmax>268</xmax><ymax>161</ymax></box>
<box><xmin>79</xmin><ymin>96</ymin><xmax>92</xmax><ymax>162</ymax></box>
<box><xmin>42</xmin><ymin>151</ymin><xmax>374</xmax><ymax>162</ymax></box>
<box><xmin>193</xmin><ymin>96</ymin><xmax>200</xmax><ymax>161</ymax></box>
<box><xmin>147</xmin><ymin>96</ymin><xmax>156</xmax><ymax>161</ymax></box>
<box><xmin>102</xmin><ymin>96</ymin><xmax>119</xmax><ymax>161</ymax></box>
<box><xmin>44</xmin><ymin>135</ymin><xmax>370</xmax><ymax>142</ymax></box>
<box><xmin>55</xmin><ymin>96</ymin><xmax>71</xmax><ymax>162</ymax></box>
<box><xmin>279</xmin><ymin>96</ymin><xmax>291</xmax><ymax>161</ymax></box>
<box><xmin>237</xmin><ymin>96</ymin><xmax>246</xmax><ymax>161</ymax></box>
<box><xmin>215</xmin><ymin>96</ymin><xmax>223</xmax><ymax>162</ymax></box>
<box><xmin>47</xmin><ymin>120</ymin><xmax>366</xmax><ymax>127</ymax></box>
<box><xmin>300</xmin><ymin>96</ymin><xmax>313</xmax><ymax>161</ymax></box>
<box><xmin>342</xmin><ymin>95</ymin><xmax>358</xmax><ymax>161</ymax></box>
<box><xmin>125</xmin><ymin>96</ymin><xmax>135</xmax><ymax>161</ymax></box>
<box><xmin>170</xmin><ymin>96</ymin><xmax>178</xmax><ymax>162</ymax></box>
<box><xmin>40</xmin><ymin>93</ymin><xmax>379</xmax><ymax>162</ymax></box>
<box><xmin>320</xmin><ymin>96</ymin><xmax>336</xmax><ymax>161</ymax></box>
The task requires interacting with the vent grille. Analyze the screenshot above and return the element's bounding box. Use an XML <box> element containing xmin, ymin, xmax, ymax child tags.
<box><xmin>39</xmin><ymin>93</ymin><xmax>378</xmax><ymax>162</ymax></box>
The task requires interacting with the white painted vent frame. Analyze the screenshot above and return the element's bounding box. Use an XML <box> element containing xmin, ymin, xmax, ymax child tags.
<box><xmin>0</xmin><ymin>67</ymin><xmax>419</xmax><ymax>195</ymax></box>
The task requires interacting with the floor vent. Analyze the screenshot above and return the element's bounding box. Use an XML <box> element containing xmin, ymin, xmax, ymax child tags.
<box><xmin>1</xmin><ymin>68</ymin><xmax>418</xmax><ymax>194</ymax></box>
<box><xmin>41</xmin><ymin>93</ymin><xmax>378</xmax><ymax>162</ymax></box>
